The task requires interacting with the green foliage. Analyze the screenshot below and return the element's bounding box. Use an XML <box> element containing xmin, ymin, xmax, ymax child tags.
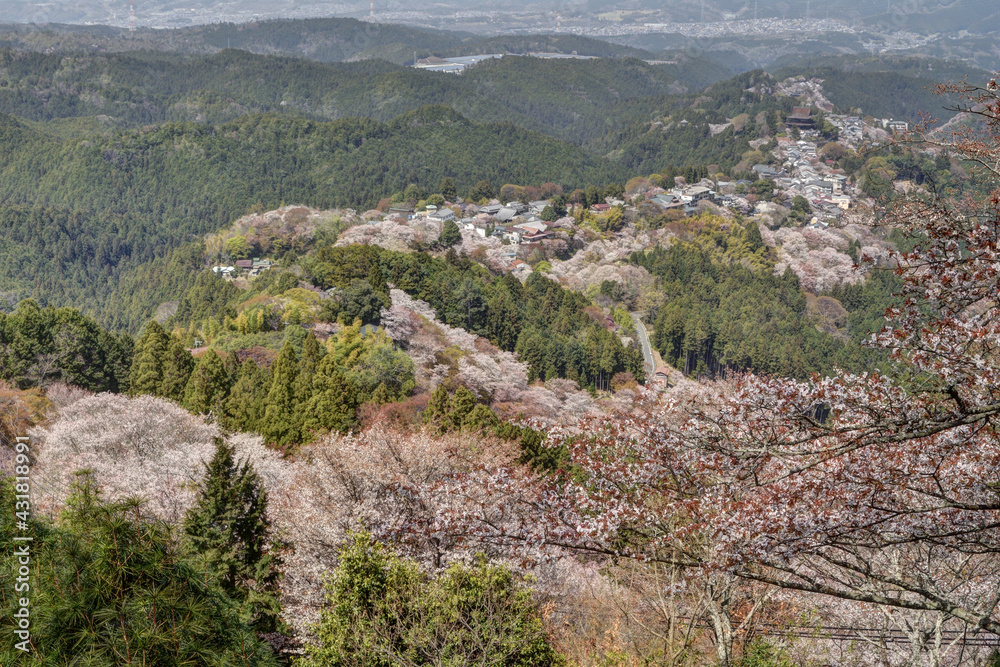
<box><xmin>0</xmin><ymin>474</ymin><xmax>278</xmax><ymax>665</ymax></box>
<box><xmin>129</xmin><ymin>320</ymin><xmax>171</xmax><ymax>395</ymax></box>
<box><xmin>0</xmin><ymin>299</ymin><xmax>132</xmax><ymax>392</ymax></box>
<box><xmin>0</xmin><ymin>106</ymin><xmax>624</xmax><ymax>331</ymax></box>
<box><xmin>300</xmin><ymin>532</ymin><xmax>564</xmax><ymax>667</ymax></box>
<box><xmin>261</xmin><ymin>341</ymin><xmax>301</xmax><ymax>448</ymax></box>
<box><xmin>439</xmin><ymin>219</ymin><xmax>462</xmax><ymax>247</ymax></box>
<box><xmin>633</xmin><ymin>236</ymin><xmax>869</xmax><ymax>379</ymax></box>
<box><xmin>306</xmin><ymin>245</ymin><xmax>642</xmax><ymax>387</ymax></box>
<box><xmin>439</xmin><ymin>177</ymin><xmax>457</xmax><ymax>201</ymax></box>
<box><xmin>735</xmin><ymin>639</ymin><xmax>795</xmax><ymax>667</ymax></box>
<box><xmin>184</xmin><ymin>438</ymin><xmax>286</xmax><ymax>633</ymax></box>
<box><xmin>183</xmin><ymin>350</ymin><xmax>230</xmax><ymax>415</ymax></box>
<box><xmin>321</xmin><ymin>279</ymin><xmax>389</xmax><ymax>326</ymax></box>
<box><xmin>300</xmin><ymin>354</ymin><xmax>361</xmax><ymax>436</ymax></box>
<box><xmin>160</xmin><ymin>336</ymin><xmax>196</xmax><ymax>402</ymax></box>
<box><xmin>221</xmin><ymin>359</ymin><xmax>268</xmax><ymax>433</ymax></box>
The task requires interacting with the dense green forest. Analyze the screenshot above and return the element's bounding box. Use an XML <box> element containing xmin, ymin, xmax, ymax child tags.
<box><xmin>0</xmin><ymin>18</ymin><xmax>658</xmax><ymax>66</ymax></box>
<box><xmin>632</xmin><ymin>222</ymin><xmax>879</xmax><ymax>380</ymax></box>
<box><xmin>0</xmin><ymin>108</ymin><xmax>625</xmax><ymax>330</ymax></box>
<box><xmin>0</xmin><ymin>48</ymin><xmax>683</xmax><ymax>144</ymax></box>
<box><xmin>601</xmin><ymin>70</ymin><xmax>794</xmax><ymax>173</ymax></box>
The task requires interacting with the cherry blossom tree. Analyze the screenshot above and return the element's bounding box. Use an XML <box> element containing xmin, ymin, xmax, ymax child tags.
<box><xmin>406</xmin><ymin>80</ymin><xmax>1000</xmax><ymax>653</ymax></box>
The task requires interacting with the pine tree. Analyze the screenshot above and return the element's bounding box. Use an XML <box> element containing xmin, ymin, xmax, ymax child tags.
<box><xmin>261</xmin><ymin>342</ymin><xmax>301</xmax><ymax>448</ymax></box>
<box><xmin>487</xmin><ymin>289</ymin><xmax>522</xmax><ymax>352</ymax></box>
<box><xmin>183</xmin><ymin>438</ymin><xmax>285</xmax><ymax>633</ymax></box>
<box><xmin>129</xmin><ymin>320</ymin><xmax>170</xmax><ymax>396</ymax></box>
<box><xmin>183</xmin><ymin>350</ymin><xmax>229</xmax><ymax>415</ymax></box>
<box><xmin>160</xmin><ymin>336</ymin><xmax>195</xmax><ymax>402</ymax></box>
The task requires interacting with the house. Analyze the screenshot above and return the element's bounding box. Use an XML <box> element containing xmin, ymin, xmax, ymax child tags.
<box><xmin>520</xmin><ymin>230</ymin><xmax>553</xmax><ymax>242</ymax></box>
<box><xmin>514</xmin><ymin>220</ymin><xmax>548</xmax><ymax>234</ymax></box>
<box><xmin>429</xmin><ymin>208</ymin><xmax>455</xmax><ymax>221</ymax></box>
<box><xmin>495</xmin><ymin>207</ymin><xmax>518</xmax><ymax>222</ymax></box>
<box><xmin>884</xmin><ymin>119</ymin><xmax>909</xmax><ymax>133</ymax></box>
<box><xmin>235</xmin><ymin>260</ymin><xmax>253</xmax><ymax>273</ymax></box>
<box><xmin>480</xmin><ymin>204</ymin><xmax>503</xmax><ymax>216</ymax></box>
<box><xmin>249</xmin><ymin>258</ymin><xmax>272</xmax><ymax>276</ymax></box>
<box><xmin>653</xmin><ymin>367</ymin><xmax>671</xmax><ymax>388</ymax></box>
<box><xmin>212</xmin><ymin>265</ymin><xmax>236</xmax><ymax>278</ymax></box>
<box><xmin>510</xmin><ymin>259</ymin><xmax>530</xmax><ymax>271</ymax></box>
<box><xmin>591</xmin><ymin>203</ymin><xmax>611</xmax><ymax>212</ymax></box>
<box><xmin>753</xmin><ymin>164</ymin><xmax>782</xmax><ymax>179</ymax></box>
<box><xmin>685</xmin><ymin>186</ymin><xmax>714</xmax><ymax>202</ymax></box>
<box><xmin>528</xmin><ymin>200</ymin><xmax>551</xmax><ymax>215</ymax></box>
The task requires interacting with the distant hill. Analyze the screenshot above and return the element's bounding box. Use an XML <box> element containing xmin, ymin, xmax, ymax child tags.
<box><xmin>0</xmin><ymin>48</ymin><xmax>685</xmax><ymax>144</ymax></box>
<box><xmin>0</xmin><ymin>19</ymin><xmax>655</xmax><ymax>65</ymax></box>
<box><xmin>0</xmin><ymin>107</ymin><xmax>627</xmax><ymax>330</ymax></box>
<box><xmin>771</xmin><ymin>56</ymin><xmax>990</xmax><ymax>122</ymax></box>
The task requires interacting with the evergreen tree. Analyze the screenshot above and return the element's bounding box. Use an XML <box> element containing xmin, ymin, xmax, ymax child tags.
<box><xmin>463</xmin><ymin>403</ymin><xmax>500</xmax><ymax>432</ymax></box>
<box><xmin>469</xmin><ymin>179</ymin><xmax>495</xmax><ymax>202</ymax></box>
<box><xmin>439</xmin><ymin>177</ymin><xmax>457</xmax><ymax>201</ymax></box>
<box><xmin>222</xmin><ymin>359</ymin><xmax>268</xmax><ymax>433</ymax></box>
<box><xmin>183</xmin><ymin>350</ymin><xmax>229</xmax><ymax>415</ymax></box>
<box><xmin>301</xmin><ymin>355</ymin><xmax>359</xmax><ymax>436</ymax></box>
<box><xmin>439</xmin><ymin>219</ymin><xmax>462</xmax><ymax>247</ymax></box>
<box><xmin>160</xmin><ymin>336</ymin><xmax>196</xmax><ymax>402</ymax></box>
<box><xmin>423</xmin><ymin>384</ymin><xmax>451</xmax><ymax>433</ymax></box>
<box><xmin>183</xmin><ymin>438</ymin><xmax>285</xmax><ymax>634</ymax></box>
<box><xmin>293</xmin><ymin>331</ymin><xmax>323</xmax><ymax>405</ymax></box>
<box><xmin>447</xmin><ymin>386</ymin><xmax>478</xmax><ymax>431</ymax></box>
<box><xmin>300</xmin><ymin>532</ymin><xmax>563</xmax><ymax>667</ymax></box>
<box><xmin>486</xmin><ymin>288</ymin><xmax>522</xmax><ymax>351</ymax></box>
<box><xmin>0</xmin><ymin>474</ymin><xmax>278</xmax><ymax>665</ymax></box>
<box><xmin>261</xmin><ymin>342</ymin><xmax>301</xmax><ymax>448</ymax></box>
<box><xmin>129</xmin><ymin>321</ymin><xmax>170</xmax><ymax>396</ymax></box>
<box><xmin>745</xmin><ymin>220</ymin><xmax>765</xmax><ymax>252</ymax></box>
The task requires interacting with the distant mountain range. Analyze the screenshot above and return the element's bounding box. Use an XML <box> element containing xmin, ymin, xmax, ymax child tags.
<box><xmin>2</xmin><ymin>0</ymin><xmax>998</xmax><ymax>34</ymax></box>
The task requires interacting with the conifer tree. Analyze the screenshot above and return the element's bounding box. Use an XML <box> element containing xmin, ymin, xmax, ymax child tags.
<box><xmin>487</xmin><ymin>289</ymin><xmax>522</xmax><ymax>352</ymax></box>
<box><xmin>129</xmin><ymin>320</ymin><xmax>170</xmax><ymax>396</ymax></box>
<box><xmin>160</xmin><ymin>336</ymin><xmax>195</xmax><ymax>402</ymax></box>
<box><xmin>448</xmin><ymin>386</ymin><xmax>478</xmax><ymax>431</ymax></box>
<box><xmin>301</xmin><ymin>355</ymin><xmax>359</xmax><ymax>436</ymax></box>
<box><xmin>439</xmin><ymin>177</ymin><xmax>457</xmax><ymax>201</ymax></box>
<box><xmin>261</xmin><ymin>342</ymin><xmax>301</xmax><ymax>447</ymax></box>
<box><xmin>183</xmin><ymin>349</ymin><xmax>229</xmax><ymax>415</ymax></box>
<box><xmin>439</xmin><ymin>219</ymin><xmax>462</xmax><ymax>247</ymax></box>
<box><xmin>745</xmin><ymin>220</ymin><xmax>764</xmax><ymax>252</ymax></box>
<box><xmin>183</xmin><ymin>438</ymin><xmax>285</xmax><ymax>634</ymax></box>
<box><xmin>293</xmin><ymin>331</ymin><xmax>322</xmax><ymax>405</ymax></box>
<box><xmin>423</xmin><ymin>384</ymin><xmax>452</xmax><ymax>433</ymax></box>
<box><xmin>222</xmin><ymin>359</ymin><xmax>267</xmax><ymax>433</ymax></box>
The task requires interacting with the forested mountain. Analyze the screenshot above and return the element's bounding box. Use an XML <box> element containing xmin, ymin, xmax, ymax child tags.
<box><xmin>770</xmin><ymin>56</ymin><xmax>988</xmax><ymax>122</ymax></box>
<box><xmin>0</xmin><ymin>108</ymin><xmax>625</xmax><ymax>330</ymax></box>
<box><xmin>0</xmin><ymin>49</ymin><xmax>683</xmax><ymax>143</ymax></box>
<box><xmin>0</xmin><ymin>19</ymin><xmax>654</xmax><ymax>65</ymax></box>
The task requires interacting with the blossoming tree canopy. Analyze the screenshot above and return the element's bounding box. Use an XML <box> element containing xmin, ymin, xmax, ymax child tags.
<box><xmin>421</xmin><ymin>80</ymin><xmax>1000</xmax><ymax>638</ymax></box>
